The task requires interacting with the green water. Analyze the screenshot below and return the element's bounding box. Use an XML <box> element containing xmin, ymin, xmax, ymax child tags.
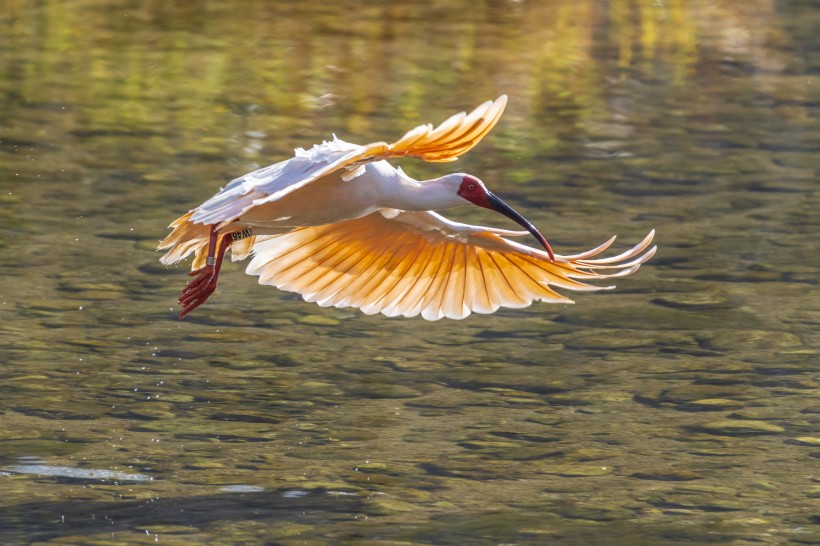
<box><xmin>1</xmin><ymin>1</ymin><xmax>818</xmax><ymax>544</ymax></box>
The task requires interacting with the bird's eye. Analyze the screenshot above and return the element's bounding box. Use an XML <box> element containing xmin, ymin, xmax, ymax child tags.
<box><xmin>468</xmin><ymin>184</ymin><xmax>476</xmax><ymax>191</ymax></box>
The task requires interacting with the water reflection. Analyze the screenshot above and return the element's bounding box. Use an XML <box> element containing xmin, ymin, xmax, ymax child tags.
<box><xmin>2</xmin><ymin>0</ymin><xmax>798</xmax><ymax>152</ymax></box>
<box><xmin>4</xmin><ymin>463</ymin><xmax>153</xmax><ymax>483</ymax></box>
<box><xmin>1</xmin><ymin>0</ymin><xmax>818</xmax><ymax>544</ymax></box>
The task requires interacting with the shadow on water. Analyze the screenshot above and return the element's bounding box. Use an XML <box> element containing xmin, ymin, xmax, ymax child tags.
<box><xmin>0</xmin><ymin>485</ymin><xmax>782</xmax><ymax>545</ymax></box>
<box><xmin>0</xmin><ymin>488</ymin><xmax>364</xmax><ymax>543</ymax></box>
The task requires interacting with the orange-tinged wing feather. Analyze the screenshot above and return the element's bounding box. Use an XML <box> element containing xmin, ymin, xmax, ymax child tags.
<box><xmin>386</xmin><ymin>95</ymin><xmax>507</xmax><ymax>162</ymax></box>
<box><xmin>244</xmin><ymin>211</ymin><xmax>656</xmax><ymax>320</ymax></box>
<box><xmin>337</xmin><ymin>94</ymin><xmax>508</xmax><ymax>169</ymax></box>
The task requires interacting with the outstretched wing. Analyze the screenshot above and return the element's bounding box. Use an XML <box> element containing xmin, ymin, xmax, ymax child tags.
<box><xmin>189</xmin><ymin>95</ymin><xmax>508</xmax><ymax>226</ymax></box>
<box><xmin>364</xmin><ymin>94</ymin><xmax>508</xmax><ymax>163</ymax></box>
<box><xmin>245</xmin><ymin>211</ymin><xmax>656</xmax><ymax>321</ymax></box>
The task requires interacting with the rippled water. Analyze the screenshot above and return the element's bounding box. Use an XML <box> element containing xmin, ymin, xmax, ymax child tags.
<box><xmin>1</xmin><ymin>1</ymin><xmax>818</xmax><ymax>544</ymax></box>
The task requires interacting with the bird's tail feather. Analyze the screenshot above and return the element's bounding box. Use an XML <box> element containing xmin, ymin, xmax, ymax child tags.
<box><xmin>157</xmin><ymin>211</ymin><xmax>211</xmax><ymax>269</ymax></box>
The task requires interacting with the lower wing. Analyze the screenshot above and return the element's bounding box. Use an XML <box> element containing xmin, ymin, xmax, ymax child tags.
<box><xmin>244</xmin><ymin>211</ymin><xmax>656</xmax><ymax>320</ymax></box>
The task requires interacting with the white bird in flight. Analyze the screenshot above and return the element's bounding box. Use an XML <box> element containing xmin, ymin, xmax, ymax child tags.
<box><xmin>159</xmin><ymin>95</ymin><xmax>656</xmax><ymax>320</ymax></box>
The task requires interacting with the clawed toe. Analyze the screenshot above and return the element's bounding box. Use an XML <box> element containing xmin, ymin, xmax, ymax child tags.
<box><xmin>174</xmin><ymin>229</ymin><xmax>234</xmax><ymax>320</ymax></box>
<box><xmin>182</xmin><ymin>265</ymin><xmax>213</xmax><ymax>294</ymax></box>
<box><xmin>177</xmin><ymin>265</ymin><xmax>218</xmax><ymax>318</ymax></box>
<box><xmin>178</xmin><ymin>281</ymin><xmax>217</xmax><ymax>318</ymax></box>
<box><xmin>179</xmin><ymin>278</ymin><xmax>216</xmax><ymax>304</ymax></box>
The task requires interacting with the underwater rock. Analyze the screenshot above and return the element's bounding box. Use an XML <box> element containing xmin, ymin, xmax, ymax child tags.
<box><xmin>537</xmin><ymin>464</ymin><xmax>613</xmax><ymax>477</ymax></box>
<box><xmin>698</xmin><ymin>420</ymin><xmax>785</xmax><ymax>436</ymax></box>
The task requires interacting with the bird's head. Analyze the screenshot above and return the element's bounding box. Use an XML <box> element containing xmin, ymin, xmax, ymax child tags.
<box><xmin>456</xmin><ymin>174</ymin><xmax>555</xmax><ymax>261</ymax></box>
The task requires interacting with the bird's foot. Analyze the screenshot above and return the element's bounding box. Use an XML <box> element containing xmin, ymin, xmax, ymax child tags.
<box><xmin>178</xmin><ymin>265</ymin><xmax>218</xmax><ymax>319</ymax></box>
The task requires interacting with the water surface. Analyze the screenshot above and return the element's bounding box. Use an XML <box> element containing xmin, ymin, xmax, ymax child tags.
<box><xmin>1</xmin><ymin>1</ymin><xmax>818</xmax><ymax>544</ymax></box>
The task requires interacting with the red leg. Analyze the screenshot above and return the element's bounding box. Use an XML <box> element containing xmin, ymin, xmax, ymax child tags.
<box><xmin>179</xmin><ymin>227</ymin><xmax>218</xmax><ymax>296</ymax></box>
<box><xmin>177</xmin><ymin>227</ymin><xmax>232</xmax><ymax>320</ymax></box>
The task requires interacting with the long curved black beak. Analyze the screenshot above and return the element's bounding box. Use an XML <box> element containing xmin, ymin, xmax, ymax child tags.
<box><xmin>486</xmin><ymin>192</ymin><xmax>555</xmax><ymax>261</ymax></box>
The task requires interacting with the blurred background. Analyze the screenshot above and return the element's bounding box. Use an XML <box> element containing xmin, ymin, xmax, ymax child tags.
<box><xmin>1</xmin><ymin>1</ymin><xmax>818</xmax><ymax>544</ymax></box>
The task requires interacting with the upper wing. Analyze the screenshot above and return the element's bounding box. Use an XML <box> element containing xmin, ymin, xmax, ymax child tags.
<box><xmin>190</xmin><ymin>95</ymin><xmax>508</xmax><ymax>226</ymax></box>
<box><xmin>245</xmin><ymin>210</ymin><xmax>656</xmax><ymax>321</ymax></box>
<box><xmin>366</xmin><ymin>94</ymin><xmax>508</xmax><ymax>163</ymax></box>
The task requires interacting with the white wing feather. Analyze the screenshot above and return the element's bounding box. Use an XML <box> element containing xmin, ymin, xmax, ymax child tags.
<box><xmin>191</xmin><ymin>137</ymin><xmax>362</xmax><ymax>226</ymax></box>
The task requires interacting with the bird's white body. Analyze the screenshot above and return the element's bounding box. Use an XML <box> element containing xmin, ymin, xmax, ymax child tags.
<box><xmin>192</xmin><ymin>138</ymin><xmax>471</xmax><ymax>234</ymax></box>
<box><xmin>159</xmin><ymin>96</ymin><xmax>656</xmax><ymax>320</ymax></box>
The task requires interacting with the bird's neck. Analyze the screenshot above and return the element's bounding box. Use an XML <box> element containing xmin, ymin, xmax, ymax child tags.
<box><xmin>377</xmin><ymin>171</ymin><xmax>462</xmax><ymax>212</ymax></box>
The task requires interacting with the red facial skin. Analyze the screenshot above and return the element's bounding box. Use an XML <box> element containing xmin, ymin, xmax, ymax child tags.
<box><xmin>456</xmin><ymin>175</ymin><xmax>556</xmax><ymax>261</ymax></box>
<box><xmin>457</xmin><ymin>175</ymin><xmax>492</xmax><ymax>208</ymax></box>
